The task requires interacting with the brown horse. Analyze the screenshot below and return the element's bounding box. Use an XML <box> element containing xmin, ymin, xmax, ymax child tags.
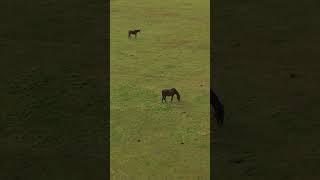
<box><xmin>161</xmin><ymin>88</ymin><xmax>180</xmax><ymax>103</ymax></box>
<box><xmin>128</xmin><ymin>29</ymin><xmax>141</xmax><ymax>39</ymax></box>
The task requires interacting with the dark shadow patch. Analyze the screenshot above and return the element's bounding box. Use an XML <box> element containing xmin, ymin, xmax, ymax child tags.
<box><xmin>229</xmin><ymin>158</ymin><xmax>245</xmax><ymax>164</ymax></box>
<box><xmin>290</xmin><ymin>73</ymin><xmax>297</xmax><ymax>79</ymax></box>
<box><xmin>245</xmin><ymin>167</ymin><xmax>256</xmax><ymax>176</ymax></box>
<box><xmin>231</xmin><ymin>41</ymin><xmax>241</xmax><ymax>48</ymax></box>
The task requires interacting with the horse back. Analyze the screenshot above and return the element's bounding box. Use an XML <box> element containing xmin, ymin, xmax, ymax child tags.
<box><xmin>162</xmin><ymin>89</ymin><xmax>171</xmax><ymax>96</ymax></box>
<box><xmin>161</xmin><ymin>89</ymin><xmax>167</xmax><ymax>96</ymax></box>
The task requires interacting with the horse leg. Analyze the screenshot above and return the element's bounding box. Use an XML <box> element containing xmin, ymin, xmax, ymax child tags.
<box><xmin>171</xmin><ymin>95</ymin><xmax>173</xmax><ymax>102</ymax></box>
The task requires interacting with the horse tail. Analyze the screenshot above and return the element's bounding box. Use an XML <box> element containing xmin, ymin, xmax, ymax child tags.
<box><xmin>161</xmin><ymin>90</ymin><xmax>165</xmax><ymax>96</ymax></box>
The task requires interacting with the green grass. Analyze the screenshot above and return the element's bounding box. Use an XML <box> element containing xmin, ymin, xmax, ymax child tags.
<box><xmin>111</xmin><ymin>0</ymin><xmax>210</xmax><ymax>178</ymax></box>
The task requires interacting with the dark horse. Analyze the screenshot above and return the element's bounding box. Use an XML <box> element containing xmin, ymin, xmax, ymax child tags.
<box><xmin>162</xmin><ymin>88</ymin><xmax>180</xmax><ymax>103</ymax></box>
<box><xmin>128</xmin><ymin>29</ymin><xmax>141</xmax><ymax>39</ymax></box>
<box><xmin>211</xmin><ymin>89</ymin><xmax>224</xmax><ymax>125</ymax></box>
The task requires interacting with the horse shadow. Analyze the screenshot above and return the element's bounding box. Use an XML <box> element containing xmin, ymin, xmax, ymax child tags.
<box><xmin>211</xmin><ymin>89</ymin><xmax>224</xmax><ymax>126</ymax></box>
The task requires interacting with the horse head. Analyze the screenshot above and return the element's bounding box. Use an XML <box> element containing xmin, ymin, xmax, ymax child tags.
<box><xmin>172</xmin><ymin>88</ymin><xmax>181</xmax><ymax>101</ymax></box>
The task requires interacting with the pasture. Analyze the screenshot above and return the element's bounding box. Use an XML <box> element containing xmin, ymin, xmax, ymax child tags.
<box><xmin>110</xmin><ymin>0</ymin><xmax>210</xmax><ymax>178</ymax></box>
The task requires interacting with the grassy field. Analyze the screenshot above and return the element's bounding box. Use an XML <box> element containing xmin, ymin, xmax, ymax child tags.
<box><xmin>213</xmin><ymin>0</ymin><xmax>320</xmax><ymax>179</ymax></box>
<box><xmin>110</xmin><ymin>0</ymin><xmax>210</xmax><ymax>178</ymax></box>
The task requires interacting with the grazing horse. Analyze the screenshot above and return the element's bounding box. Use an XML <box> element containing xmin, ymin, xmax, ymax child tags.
<box><xmin>128</xmin><ymin>29</ymin><xmax>141</xmax><ymax>39</ymax></box>
<box><xmin>211</xmin><ymin>89</ymin><xmax>224</xmax><ymax>125</ymax></box>
<box><xmin>162</xmin><ymin>88</ymin><xmax>181</xmax><ymax>103</ymax></box>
